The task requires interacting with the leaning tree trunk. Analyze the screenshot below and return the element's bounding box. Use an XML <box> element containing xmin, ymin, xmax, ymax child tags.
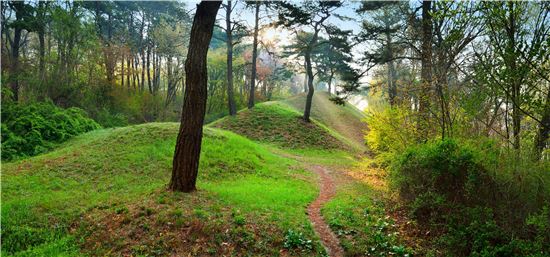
<box><xmin>226</xmin><ymin>0</ymin><xmax>237</xmax><ymax>115</ymax></box>
<box><xmin>247</xmin><ymin>2</ymin><xmax>260</xmax><ymax>109</ymax></box>
<box><xmin>169</xmin><ymin>1</ymin><xmax>221</xmax><ymax>193</ymax></box>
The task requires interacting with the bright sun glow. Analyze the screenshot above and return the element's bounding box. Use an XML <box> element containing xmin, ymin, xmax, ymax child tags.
<box><xmin>260</xmin><ymin>27</ymin><xmax>278</xmax><ymax>43</ymax></box>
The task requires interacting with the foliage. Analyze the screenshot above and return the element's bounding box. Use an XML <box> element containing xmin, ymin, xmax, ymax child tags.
<box><xmin>1</xmin><ymin>101</ymin><xmax>100</xmax><ymax>161</ymax></box>
<box><xmin>283</xmin><ymin>229</ymin><xmax>313</xmax><ymax>251</ymax></box>
<box><xmin>364</xmin><ymin>106</ymin><xmax>417</xmax><ymax>164</ymax></box>
<box><xmin>390</xmin><ymin>139</ymin><xmax>550</xmax><ymax>255</ymax></box>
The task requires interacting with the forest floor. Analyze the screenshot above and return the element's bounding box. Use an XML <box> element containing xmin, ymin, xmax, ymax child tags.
<box><xmin>2</xmin><ymin>93</ymin><xmax>411</xmax><ymax>256</ymax></box>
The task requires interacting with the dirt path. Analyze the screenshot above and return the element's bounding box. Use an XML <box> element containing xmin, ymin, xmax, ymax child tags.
<box><xmin>307</xmin><ymin>165</ymin><xmax>344</xmax><ymax>257</ymax></box>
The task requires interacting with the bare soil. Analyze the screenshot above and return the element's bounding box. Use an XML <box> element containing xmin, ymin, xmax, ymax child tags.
<box><xmin>307</xmin><ymin>165</ymin><xmax>344</xmax><ymax>257</ymax></box>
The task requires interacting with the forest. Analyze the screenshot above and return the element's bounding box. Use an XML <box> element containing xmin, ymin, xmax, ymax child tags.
<box><xmin>1</xmin><ymin>0</ymin><xmax>549</xmax><ymax>256</ymax></box>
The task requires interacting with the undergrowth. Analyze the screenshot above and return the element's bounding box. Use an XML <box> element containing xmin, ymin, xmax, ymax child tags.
<box><xmin>1</xmin><ymin>101</ymin><xmax>101</xmax><ymax>161</ymax></box>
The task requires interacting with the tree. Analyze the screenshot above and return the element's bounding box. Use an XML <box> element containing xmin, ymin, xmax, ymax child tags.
<box><xmin>219</xmin><ymin>0</ymin><xmax>246</xmax><ymax>115</ymax></box>
<box><xmin>476</xmin><ymin>1</ymin><xmax>549</xmax><ymax>152</ymax></box>
<box><xmin>418</xmin><ymin>0</ymin><xmax>432</xmax><ymax>140</ymax></box>
<box><xmin>247</xmin><ymin>1</ymin><xmax>260</xmax><ymax>109</ymax></box>
<box><xmin>277</xmin><ymin>1</ymin><xmax>343</xmax><ymax>122</ymax></box>
<box><xmin>358</xmin><ymin>1</ymin><xmax>407</xmax><ymax>105</ymax></box>
<box><xmin>6</xmin><ymin>1</ymin><xmax>33</xmax><ymax>101</ymax></box>
<box><xmin>169</xmin><ymin>1</ymin><xmax>221</xmax><ymax>193</ymax></box>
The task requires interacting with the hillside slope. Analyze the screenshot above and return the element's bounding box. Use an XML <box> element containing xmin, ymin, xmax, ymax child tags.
<box><xmin>283</xmin><ymin>92</ymin><xmax>367</xmax><ymax>152</ymax></box>
<box><xmin>212</xmin><ymin>103</ymin><xmax>346</xmax><ymax>150</ymax></box>
<box><xmin>1</xmin><ymin>123</ymin><xmax>323</xmax><ymax>256</ymax></box>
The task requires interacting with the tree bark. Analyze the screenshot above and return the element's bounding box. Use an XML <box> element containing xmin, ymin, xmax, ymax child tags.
<box><xmin>147</xmin><ymin>45</ymin><xmax>152</xmax><ymax>94</ymax></box>
<box><xmin>170</xmin><ymin>1</ymin><xmax>221</xmax><ymax>193</ymax></box>
<box><xmin>8</xmin><ymin>1</ymin><xmax>25</xmax><ymax>102</ymax></box>
<box><xmin>121</xmin><ymin>53</ymin><xmax>125</xmax><ymax>87</ymax></box>
<box><xmin>247</xmin><ymin>2</ymin><xmax>260</xmax><ymax>109</ymax></box>
<box><xmin>303</xmin><ymin>50</ymin><xmax>315</xmax><ymax>122</ymax></box>
<box><xmin>226</xmin><ymin>1</ymin><xmax>237</xmax><ymax>115</ymax></box>
<box><xmin>535</xmin><ymin>87</ymin><xmax>550</xmax><ymax>159</ymax></box>
<box><xmin>418</xmin><ymin>0</ymin><xmax>433</xmax><ymax>139</ymax></box>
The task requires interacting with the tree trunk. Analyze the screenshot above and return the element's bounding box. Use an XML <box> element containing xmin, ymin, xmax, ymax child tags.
<box><xmin>247</xmin><ymin>2</ymin><xmax>260</xmax><ymax>109</ymax></box>
<box><xmin>535</xmin><ymin>88</ymin><xmax>550</xmax><ymax>159</ymax></box>
<box><xmin>303</xmin><ymin>59</ymin><xmax>308</xmax><ymax>93</ymax></box>
<box><xmin>303</xmin><ymin>50</ymin><xmax>315</xmax><ymax>122</ymax></box>
<box><xmin>126</xmin><ymin>53</ymin><xmax>131</xmax><ymax>89</ymax></box>
<box><xmin>121</xmin><ymin>53</ymin><xmax>125</xmax><ymax>87</ymax></box>
<box><xmin>327</xmin><ymin>70</ymin><xmax>334</xmax><ymax>95</ymax></box>
<box><xmin>170</xmin><ymin>1</ymin><xmax>221</xmax><ymax>193</ymax></box>
<box><xmin>147</xmin><ymin>45</ymin><xmax>152</xmax><ymax>94</ymax></box>
<box><xmin>226</xmin><ymin>1</ymin><xmax>237</xmax><ymax>115</ymax></box>
<box><xmin>418</xmin><ymin>0</ymin><xmax>433</xmax><ymax>139</ymax></box>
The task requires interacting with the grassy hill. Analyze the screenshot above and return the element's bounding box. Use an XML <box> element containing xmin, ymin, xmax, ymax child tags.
<box><xmin>2</xmin><ymin>94</ymin><xmax>369</xmax><ymax>256</ymax></box>
<box><xmin>283</xmin><ymin>92</ymin><xmax>367</xmax><ymax>152</ymax></box>
<box><xmin>213</xmin><ymin>102</ymin><xmax>346</xmax><ymax>150</ymax></box>
<box><xmin>2</xmin><ymin>123</ymin><xmax>325</xmax><ymax>256</ymax></box>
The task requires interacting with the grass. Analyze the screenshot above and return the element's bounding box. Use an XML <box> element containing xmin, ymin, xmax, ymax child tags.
<box><xmin>2</xmin><ymin>123</ymin><xmax>324</xmax><ymax>256</ymax></box>
<box><xmin>283</xmin><ymin>92</ymin><xmax>367</xmax><ymax>152</ymax></box>
<box><xmin>3</xmin><ymin>96</ymin><xmax>372</xmax><ymax>256</ymax></box>
<box><xmin>213</xmin><ymin>102</ymin><xmax>345</xmax><ymax>150</ymax></box>
<box><xmin>321</xmin><ymin>161</ymin><xmax>413</xmax><ymax>257</ymax></box>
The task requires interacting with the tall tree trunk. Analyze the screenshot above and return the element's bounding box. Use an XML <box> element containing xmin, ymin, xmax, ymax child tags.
<box><xmin>303</xmin><ymin>59</ymin><xmax>308</xmax><ymax>93</ymax></box>
<box><xmin>121</xmin><ymin>53</ymin><xmax>125</xmax><ymax>87</ymax></box>
<box><xmin>126</xmin><ymin>53</ymin><xmax>131</xmax><ymax>89</ymax></box>
<box><xmin>8</xmin><ymin>1</ymin><xmax>25</xmax><ymax>102</ymax></box>
<box><xmin>226</xmin><ymin>1</ymin><xmax>237</xmax><ymax>115</ymax></box>
<box><xmin>10</xmin><ymin>27</ymin><xmax>21</xmax><ymax>102</ymax></box>
<box><xmin>147</xmin><ymin>45</ymin><xmax>152</xmax><ymax>94</ymax></box>
<box><xmin>327</xmin><ymin>70</ymin><xmax>334</xmax><ymax>95</ymax></box>
<box><xmin>507</xmin><ymin>2</ymin><xmax>521</xmax><ymax>151</ymax></box>
<box><xmin>170</xmin><ymin>1</ymin><xmax>221</xmax><ymax>193</ymax></box>
<box><xmin>140</xmin><ymin>14</ymin><xmax>146</xmax><ymax>93</ymax></box>
<box><xmin>38</xmin><ymin>30</ymin><xmax>45</xmax><ymax>81</ymax></box>
<box><xmin>418</xmin><ymin>0</ymin><xmax>433</xmax><ymax>139</ymax></box>
<box><xmin>303</xmin><ymin>50</ymin><xmax>315</xmax><ymax>122</ymax></box>
<box><xmin>247</xmin><ymin>2</ymin><xmax>260</xmax><ymax>109</ymax></box>
<box><xmin>535</xmin><ymin>88</ymin><xmax>550</xmax><ymax>159</ymax></box>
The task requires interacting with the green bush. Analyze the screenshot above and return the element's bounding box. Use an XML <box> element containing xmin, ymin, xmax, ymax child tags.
<box><xmin>391</xmin><ymin>139</ymin><xmax>550</xmax><ymax>255</ymax></box>
<box><xmin>1</xmin><ymin>101</ymin><xmax>101</xmax><ymax>161</ymax></box>
<box><xmin>364</xmin><ymin>106</ymin><xmax>418</xmax><ymax>165</ymax></box>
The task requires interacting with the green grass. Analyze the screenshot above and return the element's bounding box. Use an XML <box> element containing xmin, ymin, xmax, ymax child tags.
<box><xmin>2</xmin><ymin>123</ymin><xmax>324</xmax><ymax>256</ymax></box>
<box><xmin>213</xmin><ymin>102</ymin><xmax>345</xmax><ymax>150</ymax></box>
<box><xmin>283</xmin><ymin>92</ymin><xmax>367</xmax><ymax>152</ymax></box>
<box><xmin>322</xmin><ymin>176</ymin><xmax>412</xmax><ymax>257</ymax></box>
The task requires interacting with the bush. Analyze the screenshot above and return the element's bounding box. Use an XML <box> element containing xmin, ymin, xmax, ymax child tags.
<box><xmin>364</xmin><ymin>106</ymin><xmax>418</xmax><ymax>165</ymax></box>
<box><xmin>1</xmin><ymin>101</ymin><xmax>101</xmax><ymax>161</ymax></box>
<box><xmin>390</xmin><ymin>139</ymin><xmax>550</xmax><ymax>255</ymax></box>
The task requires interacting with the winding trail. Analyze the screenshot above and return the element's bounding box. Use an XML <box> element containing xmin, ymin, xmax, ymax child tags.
<box><xmin>307</xmin><ymin>165</ymin><xmax>344</xmax><ymax>257</ymax></box>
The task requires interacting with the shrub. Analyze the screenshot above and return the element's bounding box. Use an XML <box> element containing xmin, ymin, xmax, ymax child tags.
<box><xmin>1</xmin><ymin>101</ymin><xmax>101</xmax><ymax>161</ymax></box>
<box><xmin>364</xmin><ymin>106</ymin><xmax>418</xmax><ymax>165</ymax></box>
<box><xmin>390</xmin><ymin>139</ymin><xmax>550</xmax><ymax>255</ymax></box>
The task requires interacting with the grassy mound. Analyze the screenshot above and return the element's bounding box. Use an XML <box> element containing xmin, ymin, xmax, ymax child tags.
<box><xmin>2</xmin><ymin>123</ymin><xmax>323</xmax><ymax>256</ymax></box>
<box><xmin>213</xmin><ymin>102</ymin><xmax>344</xmax><ymax>150</ymax></box>
<box><xmin>283</xmin><ymin>92</ymin><xmax>367</xmax><ymax>151</ymax></box>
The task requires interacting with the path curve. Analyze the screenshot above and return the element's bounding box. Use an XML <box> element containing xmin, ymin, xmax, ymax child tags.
<box><xmin>307</xmin><ymin>165</ymin><xmax>344</xmax><ymax>257</ymax></box>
